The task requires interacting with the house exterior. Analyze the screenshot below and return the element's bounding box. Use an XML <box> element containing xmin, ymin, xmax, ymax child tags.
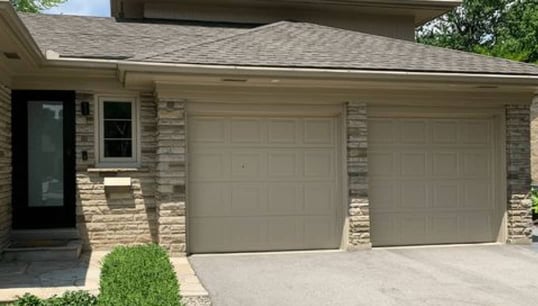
<box><xmin>0</xmin><ymin>0</ymin><xmax>536</xmax><ymax>256</ymax></box>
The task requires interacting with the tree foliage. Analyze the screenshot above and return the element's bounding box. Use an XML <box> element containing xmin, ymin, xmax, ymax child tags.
<box><xmin>10</xmin><ymin>0</ymin><xmax>67</xmax><ymax>13</ymax></box>
<box><xmin>417</xmin><ymin>0</ymin><xmax>538</xmax><ymax>64</ymax></box>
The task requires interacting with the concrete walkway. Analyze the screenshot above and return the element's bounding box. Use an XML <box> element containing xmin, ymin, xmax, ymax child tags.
<box><xmin>0</xmin><ymin>252</ymin><xmax>210</xmax><ymax>305</ymax></box>
<box><xmin>191</xmin><ymin>245</ymin><xmax>538</xmax><ymax>306</ymax></box>
<box><xmin>0</xmin><ymin>251</ymin><xmax>103</xmax><ymax>302</ymax></box>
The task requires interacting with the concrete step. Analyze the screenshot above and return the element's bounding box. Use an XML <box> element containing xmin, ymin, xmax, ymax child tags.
<box><xmin>2</xmin><ymin>239</ymin><xmax>82</xmax><ymax>261</ymax></box>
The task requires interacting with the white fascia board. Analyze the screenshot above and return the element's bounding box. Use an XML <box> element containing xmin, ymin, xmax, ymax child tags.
<box><xmin>0</xmin><ymin>1</ymin><xmax>45</xmax><ymax>67</ymax></box>
<box><xmin>42</xmin><ymin>56</ymin><xmax>538</xmax><ymax>90</ymax></box>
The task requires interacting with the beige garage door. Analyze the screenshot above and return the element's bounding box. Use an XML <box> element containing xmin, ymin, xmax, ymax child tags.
<box><xmin>188</xmin><ymin>116</ymin><xmax>341</xmax><ymax>253</ymax></box>
<box><xmin>369</xmin><ymin>115</ymin><xmax>500</xmax><ymax>246</ymax></box>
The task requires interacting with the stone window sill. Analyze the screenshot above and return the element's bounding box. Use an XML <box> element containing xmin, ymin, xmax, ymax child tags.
<box><xmin>86</xmin><ymin>167</ymin><xmax>149</xmax><ymax>173</ymax></box>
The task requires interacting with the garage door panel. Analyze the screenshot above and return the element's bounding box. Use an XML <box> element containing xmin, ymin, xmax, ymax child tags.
<box><xmin>369</xmin><ymin>152</ymin><xmax>394</xmax><ymax>176</ymax></box>
<box><xmin>400</xmin><ymin>119</ymin><xmax>427</xmax><ymax>144</ymax></box>
<box><xmin>229</xmin><ymin>218</ymin><xmax>264</xmax><ymax>248</ymax></box>
<box><xmin>369</xmin><ymin>115</ymin><xmax>498</xmax><ymax>246</ymax></box>
<box><xmin>230</xmin><ymin>183</ymin><xmax>265</xmax><ymax>215</ymax></box>
<box><xmin>369</xmin><ymin>180</ymin><xmax>397</xmax><ymax>210</ymax></box>
<box><xmin>304</xmin><ymin>119</ymin><xmax>333</xmax><ymax>145</ymax></box>
<box><xmin>462</xmin><ymin>152</ymin><xmax>491</xmax><ymax>177</ymax></box>
<box><xmin>430</xmin><ymin>215</ymin><xmax>460</xmax><ymax>243</ymax></box>
<box><xmin>460</xmin><ymin>120</ymin><xmax>491</xmax><ymax>145</ymax></box>
<box><xmin>268</xmin><ymin>119</ymin><xmax>297</xmax><ymax>144</ymax></box>
<box><xmin>267</xmin><ymin>183</ymin><xmax>301</xmax><ymax>215</ymax></box>
<box><xmin>400</xmin><ymin>152</ymin><xmax>427</xmax><ymax>176</ymax></box>
<box><xmin>230</xmin><ymin>119</ymin><xmax>263</xmax><ymax>143</ymax></box>
<box><xmin>432</xmin><ymin>120</ymin><xmax>458</xmax><ymax>144</ymax></box>
<box><xmin>463</xmin><ymin>182</ymin><xmax>492</xmax><ymax>209</ymax></box>
<box><xmin>432</xmin><ymin>152</ymin><xmax>458</xmax><ymax>177</ymax></box>
<box><xmin>400</xmin><ymin>181</ymin><xmax>428</xmax><ymax>209</ymax></box>
<box><xmin>304</xmin><ymin>183</ymin><xmax>334</xmax><ymax>215</ymax></box>
<box><xmin>462</xmin><ymin>213</ymin><xmax>493</xmax><ymax>242</ymax></box>
<box><xmin>231</xmin><ymin>152</ymin><xmax>262</xmax><ymax>178</ymax></box>
<box><xmin>267</xmin><ymin>217</ymin><xmax>302</xmax><ymax>248</ymax></box>
<box><xmin>189</xmin><ymin>218</ymin><xmax>228</xmax><ymax>252</ymax></box>
<box><xmin>304</xmin><ymin>150</ymin><xmax>333</xmax><ymax>178</ymax></box>
<box><xmin>268</xmin><ymin>151</ymin><xmax>297</xmax><ymax>177</ymax></box>
<box><xmin>432</xmin><ymin>183</ymin><xmax>459</xmax><ymax>209</ymax></box>
<box><xmin>304</xmin><ymin>216</ymin><xmax>335</xmax><ymax>248</ymax></box>
<box><xmin>190</xmin><ymin>152</ymin><xmax>226</xmax><ymax>179</ymax></box>
<box><xmin>190</xmin><ymin>183</ymin><xmax>229</xmax><ymax>217</ymax></box>
<box><xmin>369</xmin><ymin>119</ymin><xmax>395</xmax><ymax>144</ymax></box>
<box><xmin>397</xmin><ymin>215</ymin><xmax>428</xmax><ymax>243</ymax></box>
<box><xmin>190</xmin><ymin>118</ymin><xmax>226</xmax><ymax>143</ymax></box>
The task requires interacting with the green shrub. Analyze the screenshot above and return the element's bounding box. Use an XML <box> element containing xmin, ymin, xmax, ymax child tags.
<box><xmin>99</xmin><ymin>244</ymin><xmax>181</xmax><ymax>306</ymax></box>
<box><xmin>14</xmin><ymin>291</ymin><xmax>97</xmax><ymax>306</ymax></box>
<box><xmin>532</xmin><ymin>186</ymin><xmax>538</xmax><ymax>215</ymax></box>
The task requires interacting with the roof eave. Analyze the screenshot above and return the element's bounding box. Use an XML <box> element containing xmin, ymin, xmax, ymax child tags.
<box><xmin>43</xmin><ymin>57</ymin><xmax>538</xmax><ymax>91</ymax></box>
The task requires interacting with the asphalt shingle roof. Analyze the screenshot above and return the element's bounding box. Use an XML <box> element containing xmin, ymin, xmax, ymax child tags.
<box><xmin>19</xmin><ymin>13</ymin><xmax>251</xmax><ymax>59</ymax></box>
<box><xmin>19</xmin><ymin>13</ymin><xmax>538</xmax><ymax>76</ymax></box>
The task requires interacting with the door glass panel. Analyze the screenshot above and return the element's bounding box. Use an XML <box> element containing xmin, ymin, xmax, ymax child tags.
<box><xmin>27</xmin><ymin>101</ymin><xmax>64</xmax><ymax>207</ymax></box>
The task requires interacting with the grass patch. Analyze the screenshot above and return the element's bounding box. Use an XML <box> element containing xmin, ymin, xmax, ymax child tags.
<box><xmin>99</xmin><ymin>244</ymin><xmax>181</xmax><ymax>306</ymax></box>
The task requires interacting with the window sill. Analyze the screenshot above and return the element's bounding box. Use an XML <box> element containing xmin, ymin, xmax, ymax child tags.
<box><xmin>87</xmin><ymin>167</ymin><xmax>148</xmax><ymax>173</ymax></box>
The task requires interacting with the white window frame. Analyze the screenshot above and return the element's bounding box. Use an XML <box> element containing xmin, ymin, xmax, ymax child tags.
<box><xmin>96</xmin><ymin>96</ymin><xmax>140</xmax><ymax>167</ymax></box>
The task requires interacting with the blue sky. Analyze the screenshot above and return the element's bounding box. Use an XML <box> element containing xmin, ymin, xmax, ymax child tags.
<box><xmin>43</xmin><ymin>0</ymin><xmax>110</xmax><ymax>17</ymax></box>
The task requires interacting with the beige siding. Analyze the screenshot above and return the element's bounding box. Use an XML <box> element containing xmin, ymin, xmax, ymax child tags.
<box><xmin>144</xmin><ymin>4</ymin><xmax>416</xmax><ymax>40</ymax></box>
<box><xmin>0</xmin><ymin>83</ymin><xmax>11</xmax><ymax>251</ymax></box>
<box><xmin>76</xmin><ymin>92</ymin><xmax>158</xmax><ymax>250</ymax></box>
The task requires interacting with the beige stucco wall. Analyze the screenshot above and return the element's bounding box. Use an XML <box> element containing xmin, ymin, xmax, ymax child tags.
<box><xmin>0</xmin><ymin>83</ymin><xmax>11</xmax><ymax>252</ymax></box>
<box><xmin>75</xmin><ymin>92</ymin><xmax>159</xmax><ymax>250</ymax></box>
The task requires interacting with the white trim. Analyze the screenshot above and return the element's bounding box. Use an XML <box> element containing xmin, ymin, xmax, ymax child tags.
<box><xmin>95</xmin><ymin>95</ymin><xmax>140</xmax><ymax>167</ymax></box>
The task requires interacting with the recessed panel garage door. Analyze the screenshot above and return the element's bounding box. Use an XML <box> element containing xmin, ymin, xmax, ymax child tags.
<box><xmin>369</xmin><ymin>116</ymin><xmax>499</xmax><ymax>246</ymax></box>
<box><xmin>188</xmin><ymin>116</ymin><xmax>341</xmax><ymax>253</ymax></box>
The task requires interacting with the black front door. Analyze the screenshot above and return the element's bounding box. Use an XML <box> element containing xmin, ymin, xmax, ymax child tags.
<box><xmin>12</xmin><ymin>91</ymin><xmax>76</xmax><ymax>229</ymax></box>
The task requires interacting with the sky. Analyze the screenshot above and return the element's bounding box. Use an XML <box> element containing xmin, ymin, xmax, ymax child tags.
<box><xmin>43</xmin><ymin>0</ymin><xmax>110</xmax><ymax>17</ymax></box>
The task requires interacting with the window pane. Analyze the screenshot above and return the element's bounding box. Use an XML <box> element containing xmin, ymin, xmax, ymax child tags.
<box><xmin>104</xmin><ymin>121</ymin><xmax>132</xmax><ymax>138</ymax></box>
<box><xmin>104</xmin><ymin>101</ymin><xmax>131</xmax><ymax>119</ymax></box>
<box><xmin>27</xmin><ymin>101</ymin><xmax>64</xmax><ymax>207</ymax></box>
<box><xmin>104</xmin><ymin>140</ymin><xmax>132</xmax><ymax>158</ymax></box>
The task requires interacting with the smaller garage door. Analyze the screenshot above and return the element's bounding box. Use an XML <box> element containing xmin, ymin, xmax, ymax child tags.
<box><xmin>188</xmin><ymin>116</ymin><xmax>341</xmax><ymax>253</ymax></box>
<box><xmin>369</xmin><ymin>114</ymin><xmax>500</xmax><ymax>246</ymax></box>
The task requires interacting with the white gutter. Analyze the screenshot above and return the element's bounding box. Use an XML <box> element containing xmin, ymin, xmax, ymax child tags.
<box><xmin>46</xmin><ymin>57</ymin><xmax>538</xmax><ymax>88</ymax></box>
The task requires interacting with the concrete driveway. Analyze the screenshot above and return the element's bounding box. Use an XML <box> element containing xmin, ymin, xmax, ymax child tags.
<box><xmin>190</xmin><ymin>245</ymin><xmax>538</xmax><ymax>306</ymax></box>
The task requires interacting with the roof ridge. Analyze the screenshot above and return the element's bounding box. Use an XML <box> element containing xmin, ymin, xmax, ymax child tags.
<box><xmin>135</xmin><ymin>20</ymin><xmax>292</xmax><ymax>61</ymax></box>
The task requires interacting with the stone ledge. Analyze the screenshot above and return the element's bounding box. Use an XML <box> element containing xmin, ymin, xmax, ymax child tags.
<box><xmin>86</xmin><ymin>167</ymin><xmax>149</xmax><ymax>173</ymax></box>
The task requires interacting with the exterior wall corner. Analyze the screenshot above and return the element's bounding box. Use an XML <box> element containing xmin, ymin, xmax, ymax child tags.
<box><xmin>0</xmin><ymin>83</ymin><xmax>12</xmax><ymax>252</ymax></box>
<box><xmin>155</xmin><ymin>96</ymin><xmax>187</xmax><ymax>256</ymax></box>
<box><xmin>505</xmin><ymin>104</ymin><xmax>533</xmax><ymax>244</ymax></box>
<box><xmin>345</xmin><ymin>101</ymin><xmax>371</xmax><ymax>249</ymax></box>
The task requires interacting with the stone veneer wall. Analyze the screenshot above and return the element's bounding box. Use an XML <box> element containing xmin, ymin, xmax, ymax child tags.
<box><xmin>505</xmin><ymin>105</ymin><xmax>533</xmax><ymax>244</ymax></box>
<box><xmin>346</xmin><ymin>102</ymin><xmax>371</xmax><ymax>249</ymax></box>
<box><xmin>0</xmin><ymin>83</ymin><xmax>12</xmax><ymax>252</ymax></box>
<box><xmin>530</xmin><ymin>100</ymin><xmax>538</xmax><ymax>182</ymax></box>
<box><xmin>155</xmin><ymin>97</ymin><xmax>186</xmax><ymax>256</ymax></box>
<box><xmin>76</xmin><ymin>92</ymin><xmax>159</xmax><ymax>250</ymax></box>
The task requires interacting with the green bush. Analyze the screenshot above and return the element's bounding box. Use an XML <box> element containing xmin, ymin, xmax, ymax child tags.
<box><xmin>14</xmin><ymin>291</ymin><xmax>97</xmax><ymax>306</ymax></box>
<box><xmin>532</xmin><ymin>186</ymin><xmax>538</xmax><ymax>216</ymax></box>
<box><xmin>99</xmin><ymin>244</ymin><xmax>181</xmax><ymax>306</ymax></box>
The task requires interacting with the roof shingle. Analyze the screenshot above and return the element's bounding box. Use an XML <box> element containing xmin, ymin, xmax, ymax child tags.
<box><xmin>19</xmin><ymin>13</ymin><xmax>538</xmax><ymax>76</ymax></box>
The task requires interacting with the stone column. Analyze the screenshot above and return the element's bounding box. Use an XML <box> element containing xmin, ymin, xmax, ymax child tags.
<box><xmin>0</xmin><ymin>83</ymin><xmax>12</xmax><ymax>252</ymax></box>
<box><xmin>505</xmin><ymin>104</ymin><xmax>533</xmax><ymax>244</ymax></box>
<box><xmin>155</xmin><ymin>97</ymin><xmax>187</xmax><ymax>256</ymax></box>
<box><xmin>346</xmin><ymin>102</ymin><xmax>371</xmax><ymax>249</ymax></box>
